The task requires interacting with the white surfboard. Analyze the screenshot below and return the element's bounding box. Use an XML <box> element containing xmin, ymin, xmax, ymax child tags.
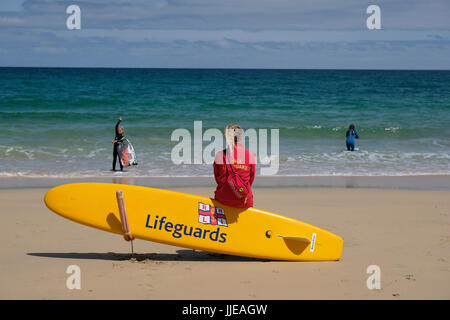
<box><xmin>118</xmin><ymin>139</ymin><xmax>138</xmax><ymax>167</ymax></box>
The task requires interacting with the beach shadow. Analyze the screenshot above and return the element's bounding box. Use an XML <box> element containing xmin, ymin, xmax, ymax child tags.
<box><xmin>282</xmin><ymin>239</ymin><xmax>310</xmax><ymax>255</ymax></box>
<box><xmin>210</xmin><ymin>199</ymin><xmax>246</xmax><ymax>225</ymax></box>
<box><xmin>27</xmin><ymin>249</ymin><xmax>268</xmax><ymax>262</ymax></box>
<box><xmin>106</xmin><ymin>212</ymin><xmax>122</xmax><ymax>232</ymax></box>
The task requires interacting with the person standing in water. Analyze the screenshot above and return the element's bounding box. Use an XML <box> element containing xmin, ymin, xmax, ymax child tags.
<box><xmin>213</xmin><ymin>124</ymin><xmax>256</xmax><ymax>208</ymax></box>
<box><xmin>112</xmin><ymin>117</ymin><xmax>125</xmax><ymax>171</ymax></box>
<box><xmin>345</xmin><ymin>124</ymin><xmax>359</xmax><ymax>151</ymax></box>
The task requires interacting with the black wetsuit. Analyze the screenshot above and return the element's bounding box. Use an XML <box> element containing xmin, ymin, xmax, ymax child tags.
<box><xmin>112</xmin><ymin>120</ymin><xmax>124</xmax><ymax>171</ymax></box>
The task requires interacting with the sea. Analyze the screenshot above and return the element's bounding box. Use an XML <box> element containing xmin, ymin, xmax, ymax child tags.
<box><xmin>0</xmin><ymin>67</ymin><xmax>449</xmax><ymax>177</ymax></box>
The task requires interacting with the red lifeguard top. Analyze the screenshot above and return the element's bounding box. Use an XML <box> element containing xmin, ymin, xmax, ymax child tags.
<box><xmin>213</xmin><ymin>143</ymin><xmax>256</xmax><ymax>208</ymax></box>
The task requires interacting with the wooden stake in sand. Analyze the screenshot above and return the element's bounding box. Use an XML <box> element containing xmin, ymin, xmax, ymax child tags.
<box><xmin>116</xmin><ymin>190</ymin><xmax>135</xmax><ymax>257</ymax></box>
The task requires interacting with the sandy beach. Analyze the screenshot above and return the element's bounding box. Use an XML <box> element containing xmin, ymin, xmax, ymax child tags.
<box><xmin>0</xmin><ymin>180</ymin><xmax>448</xmax><ymax>299</ymax></box>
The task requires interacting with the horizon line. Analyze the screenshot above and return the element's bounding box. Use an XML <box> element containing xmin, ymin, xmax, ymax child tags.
<box><xmin>1</xmin><ymin>66</ymin><xmax>450</xmax><ymax>71</ymax></box>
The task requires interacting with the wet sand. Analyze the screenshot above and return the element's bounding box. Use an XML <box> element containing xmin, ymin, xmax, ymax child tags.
<box><xmin>0</xmin><ymin>184</ymin><xmax>449</xmax><ymax>299</ymax></box>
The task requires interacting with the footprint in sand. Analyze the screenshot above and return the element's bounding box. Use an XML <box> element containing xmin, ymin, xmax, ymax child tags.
<box><xmin>404</xmin><ymin>274</ymin><xmax>416</xmax><ymax>281</ymax></box>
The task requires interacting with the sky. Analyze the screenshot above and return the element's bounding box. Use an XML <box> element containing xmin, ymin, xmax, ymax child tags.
<box><xmin>0</xmin><ymin>0</ymin><xmax>449</xmax><ymax>69</ymax></box>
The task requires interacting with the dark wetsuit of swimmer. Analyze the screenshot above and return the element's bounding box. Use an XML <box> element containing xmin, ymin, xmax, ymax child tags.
<box><xmin>346</xmin><ymin>129</ymin><xmax>359</xmax><ymax>151</ymax></box>
<box><xmin>113</xmin><ymin>119</ymin><xmax>124</xmax><ymax>171</ymax></box>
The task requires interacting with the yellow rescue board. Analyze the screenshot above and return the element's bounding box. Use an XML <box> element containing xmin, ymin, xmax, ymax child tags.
<box><xmin>44</xmin><ymin>183</ymin><xmax>343</xmax><ymax>261</ymax></box>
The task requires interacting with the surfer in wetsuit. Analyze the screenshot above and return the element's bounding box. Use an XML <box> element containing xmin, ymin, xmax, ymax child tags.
<box><xmin>345</xmin><ymin>124</ymin><xmax>359</xmax><ymax>151</ymax></box>
<box><xmin>112</xmin><ymin>117</ymin><xmax>124</xmax><ymax>171</ymax></box>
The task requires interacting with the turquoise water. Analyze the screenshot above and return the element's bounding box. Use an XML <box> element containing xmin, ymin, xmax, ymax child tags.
<box><xmin>0</xmin><ymin>67</ymin><xmax>449</xmax><ymax>177</ymax></box>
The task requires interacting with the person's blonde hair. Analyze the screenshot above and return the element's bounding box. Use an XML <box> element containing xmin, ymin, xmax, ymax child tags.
<box><xmin>225</xmin><ymin>124</ymin><xmax>243</xmax><ymax>150</ymax></box>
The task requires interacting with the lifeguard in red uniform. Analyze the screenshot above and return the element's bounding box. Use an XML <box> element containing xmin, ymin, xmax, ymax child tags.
<box><xmin>213</xmin><ymin>124</ymin><xmax>256</xmax><ymax>208</ymax></box>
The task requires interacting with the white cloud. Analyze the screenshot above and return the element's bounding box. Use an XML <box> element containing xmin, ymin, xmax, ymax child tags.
<box><xmin>0</xmin><ymin>16</ymin><xmax>24</xmax><ymax>25</ymax></box>
<box><xmin>32</xmin><ymin>47</ymin><xmax>68</xmax><ymax>54</ymax></box>
<box><xmin>49</xmin><ymin>28</ymin><xmax>450</xmax><ymax>43</ymax></box>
